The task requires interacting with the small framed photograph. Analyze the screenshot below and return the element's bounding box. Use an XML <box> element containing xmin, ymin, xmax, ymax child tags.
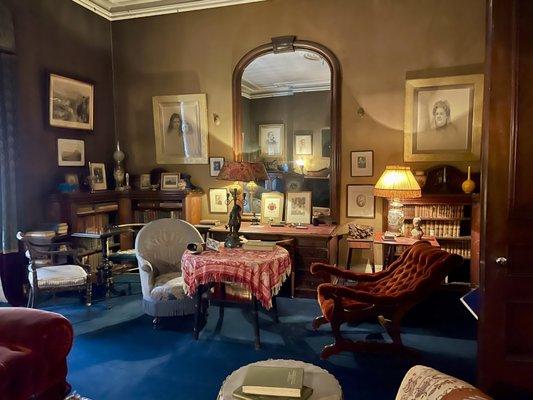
<box><xmin>49</xmin><ymin>73</ymin><xmax>94</xmax><ymax>130</ymax></box>
<box><xmin>294</xmin><ymin>132</ymin><xmax>313</xmax><ymax>155</ymax></box>
<box><xmin>161</xmin><ymin>173</ymin><xmax>181</xmax><ymax>191</ymax></box>
<box><xmin>351</xmin><ymin>150</ymin><xmax>373</xmax><ymax>177</ymax></box>
<box><xmin>261</xmin><ymin>192</ymin><xmax>284</xmax><ymax>224</ymax></box>
<box><xmin>57</xmin><ymin>138</ymin><xmax>85</xmax><ymax>166</ymax></box>
<box><xmin>209</xmin><ymin>188</ymin><xmax>229</xmax><ymax>214</ymax></box>
<box><xmin>285</xmin><ymin>191</ymin><xmax>312</xmax><ymax>224</ymax></box>
<box><xmin>346</xmin><ymin>184</ymin><xmax>375</xmax><ymax>218</ymax></box>
<box><xmin>140</xmin><ymin>174</ymin><xmax>151</xmax><ymax>190</ymax></box>
<box><xmin>88</xmin><ymin>162</ymin><xmax>107</xmax><ymax>191</ymax></box>
<box><xmin>259</xmin><ymin>123</ymin><xmax>284</xmax><ymax>157</ymax></box>
<box><xmin>209</xmin><ymin>157</ymin><xmax>225</xmax><ymax>177</ymax></box>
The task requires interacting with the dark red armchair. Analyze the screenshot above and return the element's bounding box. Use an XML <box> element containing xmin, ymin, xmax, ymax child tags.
<box><xmin>0</xmin><ymin>307</ymin><xmax>73</xmax><ymax>400</ymax></box>
<box><xmin>311</xmin><ymin>241</ymin><xmax>462</xmax><ymax>359</ymax></box>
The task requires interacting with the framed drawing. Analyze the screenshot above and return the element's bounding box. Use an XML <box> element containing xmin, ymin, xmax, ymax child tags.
<box><xmin>241</xmin><ymin>183</ymin><xmax>265</xmax><ymax>216</ymax></box>
<box><xmin>49</xmin><ymin>73</ymin><xmax>94</xmax><ymax>130</ymax></box>
<box><xmin>88</xmin><ymin>162</ymin><xmax>107</xmax><ymax>191</ymax></box>
<box><xmin>294</xmin><ymin>132</ymin><xmax>313</xmax><ymax>156</ymax></box>
<box><xmin>57</xmin><ymin>138</ymin><xmax>85</xmax><ymax>166</ymax></box>
<box><xmin>285</xmin><ymin>191</ymin><xmax>312</xmax><ymax>224</ymax></box>
<box><xmin>209</xmin><ymin>157</ymin><xmax>225</xmax><ymax>177</ymax></box>
<box><xmin>321</xmin><ymin>127</ymin><xmax>331</xmax><ymax>158</ymax></box>
<box><xmin>140</xmin><ymin>174</ymin><xmax>151</xmax><ymax>189</ymax></box>
<box><xmin>259</xmin><ymin>124</ymin><xmax>284</xmax><ymax>158</ymax></box>
<box><xmin>404</xmin><ymin>74</ymin><xmax>484</xmax><ymax>162</ymax></box>
<box><xmin>160</xmin><ymin>173</ymin><xmax>181</xmax><ymax>190</ymax></box>
<box><xmin>350</xmin><ymin>150</ymin><xmax>373</xmax><ymax>177</ymax></box>
<box><xmin>153</xmin><ymin>94</ymin><xmax>209</xmax><ymax>164</ymax></box>
<box><xmin>260</xmin><ymin>192</ymin><xmax>284</xmax><ymax>224</ymax></box>
<box><xmin>346</xmin><ymin>185</ymin><xmax>375</xmax><ymax>218</ymax></box>
<box><xmin>209</xmin><ymin>188</ymin><xmax>228</xmax><ymax>214</ymax></box>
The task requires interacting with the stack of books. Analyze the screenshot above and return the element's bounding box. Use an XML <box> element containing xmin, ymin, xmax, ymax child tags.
<box><xmin>233</xmin><ymin>366</ymin><xmax>313</xmax><ymax>400</ymax></box>
<box><xmin>242</xmin><ymin>240</ymin><xmax>277</xmax><ymax>251</ymax></box>
<box><xmin>56</xmin><ymin>222</ymin><xmax>68</xmax><ymax>235</ymax></box>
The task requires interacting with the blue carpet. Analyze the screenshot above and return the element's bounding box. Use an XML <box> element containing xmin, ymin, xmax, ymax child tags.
<box><xmin>37</xmin><ymin>277</ymin><xmax>477</xmax><ymax>400</ymax></box>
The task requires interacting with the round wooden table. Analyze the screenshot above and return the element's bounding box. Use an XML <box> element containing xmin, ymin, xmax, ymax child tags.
<box><xmin>217</xmin><ymin>359</ymin><xmax>343</xmax><ymax>400</ymax></box>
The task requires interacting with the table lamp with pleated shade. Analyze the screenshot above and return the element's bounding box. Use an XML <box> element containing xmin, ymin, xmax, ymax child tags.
<box><xmin>374</xmin><ymin>165</ymin><xmax>421</xmax><ymax>236</ymax></box>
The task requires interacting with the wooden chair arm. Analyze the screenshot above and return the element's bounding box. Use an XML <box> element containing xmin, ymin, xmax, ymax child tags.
<box><xmin>310</xmin><ymin>262</ymin><xmax>384</xmax><ymax>282</ymax></box>
<box><xmin>318</xmin><ymin>283</ymin><xmax>400</xmax><ymax>306</ymax></box>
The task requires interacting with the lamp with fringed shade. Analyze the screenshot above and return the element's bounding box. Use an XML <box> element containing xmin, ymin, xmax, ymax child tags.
<box><xmin>216</xmin><ymin>161</ymin><xmax>269</xmax><ymax>247</ymax></box>
<box><xmin>374</xmin><ymin>165</ymin><xmax>421</xmax><ymax>237</ymax></box>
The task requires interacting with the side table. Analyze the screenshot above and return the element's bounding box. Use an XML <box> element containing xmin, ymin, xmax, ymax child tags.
<box><xmin>345</xmin><ymin>236</ymin><xmax>374</xmax><ymax>272</ymax></box>
<box><xmin>217</xmin><ymin>359</ymin><xmax>343</xmax><ymax>400</ymax></box>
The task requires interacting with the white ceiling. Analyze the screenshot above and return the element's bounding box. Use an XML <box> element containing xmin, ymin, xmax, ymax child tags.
<box><xmin>242</xmin><ymin>50</ymin><xmax>331</xmax><ymax>99</ymax></box>
<box><xmin>71</xmin><ymin>0</ymin><xmax>266</xmax><ymax>20</ymax></box>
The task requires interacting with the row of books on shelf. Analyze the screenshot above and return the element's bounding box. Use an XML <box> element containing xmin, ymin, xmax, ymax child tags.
<box><xmin>137</xmin><ymin>201</ymin><xmax>183</xmax><ymax>209</ymax></box>
<box><xmin>441</xmin><ymin>243</ymin><xmax>471</xmax><ymax>259</ymax></box>
<box><xmin>419</xmin><ymin>221</ymin><xmax>462</xmax><ymax>238</ymax></box>
<box><xmin>407</xmin><ymin>205</ymin><xmax>465</xmax><ymax>219</ymax></box>
<box><xmin>134</xmin><ymin>210</ymin><xmax>182</xmax><ymax>223</ymax></box>
<box><xmin>76</xmin><ymin>202</ymin><xmax>118</xmax><ymax>216</ymax></box>
<box><xmin>75</xmin><ymin>213</ymin><xmax>111</xmax><ymax>234</ymax></box>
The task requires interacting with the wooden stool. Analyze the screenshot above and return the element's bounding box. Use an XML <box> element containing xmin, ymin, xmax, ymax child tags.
<box><xmin>346</xmin><ymin>237</ymin><xmax>375</xmax><ymax>273</ymax></box>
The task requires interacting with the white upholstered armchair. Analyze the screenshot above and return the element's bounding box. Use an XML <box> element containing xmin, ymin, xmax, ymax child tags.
<box><xmin>135</xmin><ymin>218</ymin><xmax>203</xmax><ymax>326</ymax></box>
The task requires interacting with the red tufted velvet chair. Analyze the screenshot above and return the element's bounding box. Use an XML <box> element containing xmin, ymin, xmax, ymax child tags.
<box><xmin>0</xmin><ymin>307</ymin><xmax>73</xmax><ymax>399</ymax></box>
<box><xmin>310</xmin><ymin>241</ymin><xmax>462</xmax><ymax>359</ymax></box>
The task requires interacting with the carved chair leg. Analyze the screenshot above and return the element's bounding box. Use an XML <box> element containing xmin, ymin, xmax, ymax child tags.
<box><xmin>312</xmin><ymin>315</ymin><xmax>328</xmax><ymax>330</ymax></box>
<box><xmin>27</xmin><ymin>288</ymin><xmax>34</xmax><ymax>308</ymax></box>
<box><xmin>86</xmin><ymin>281</ymin><xmax>92</xmax><ymax>307</ymax></box>
<box><xmin>271</xmin><ymin>296</ymin><xmax>280</xmax><ymax>323</ymax></box>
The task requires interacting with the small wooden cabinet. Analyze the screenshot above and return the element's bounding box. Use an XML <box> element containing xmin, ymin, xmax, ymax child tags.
<box><xmin>209</xmin><ymin>223</ymin><xmax>340</xmax><ymax>298</ymax></box>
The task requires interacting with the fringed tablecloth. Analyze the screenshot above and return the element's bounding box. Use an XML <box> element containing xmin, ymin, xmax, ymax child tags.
<box><xmin>181</xmin><ymin>246</ymin><xmax>291</xmax><ymax>309</ymax></box>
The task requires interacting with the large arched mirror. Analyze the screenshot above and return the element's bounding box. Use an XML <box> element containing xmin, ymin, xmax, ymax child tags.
<box><xmin>232</xmin><ymin>36</ymin><xmax>341</xmax><ymax>223</ymax></box>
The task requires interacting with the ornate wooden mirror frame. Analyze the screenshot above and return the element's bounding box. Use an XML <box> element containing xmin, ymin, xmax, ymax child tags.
<box><xmin>232</xmin><ymin>36</ymin><xmax>342</xmax><ymax>223</ymax></box>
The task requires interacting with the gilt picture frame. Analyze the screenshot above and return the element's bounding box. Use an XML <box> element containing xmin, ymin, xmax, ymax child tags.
<box><xmin>285</xmin><ymin>191</ymin><xmax>312</xmax><ymax>225</ymax></box>
<box><xmin>153</xmin><ymin>94</ymin><xmax>209</xmax><ymax>165</ymax></box>
<box><xmin>404</xmin><ymin>74</ymin><xmax>483</xmax><ymax>162</ymax></box>
<box><xmin>260</xmin><ymin>191</ymin><xmax>284</xmax><ymax>224</ymax></box>
<box><xmin>57</xmin><ymin>138</ymin><xmax>85</xmax><ymax>166</ymax></box>
<box><xmin>346</xmin><ymin>184</ymin><xmax>375</xmax><ymax>218</ymax></box>
<box><xmin>259</xmin><ymin>123</ymin><xmax>285</xmax><ymax>158</ymax></box>
<box><xmin>209</xmin><ymin>188</ymin><xmax>229</xmax><ymax>214</ymax></box>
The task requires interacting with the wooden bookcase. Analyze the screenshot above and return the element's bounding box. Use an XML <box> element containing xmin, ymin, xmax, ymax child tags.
<box><xmin>384</xmin><ymin>194</ymin><xmax>480</xmax><ymax>288</ymax></box>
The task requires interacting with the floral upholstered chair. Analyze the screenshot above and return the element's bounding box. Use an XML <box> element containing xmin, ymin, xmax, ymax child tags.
<box><xmin>396</xmin><ymin>365</ymin><xmax>491</xmax><ymax>399</ymax></box>
<box><xmin>135</xmin><ymin>218</ymin><xmax>203</xmax><ymax>326</ymax></box>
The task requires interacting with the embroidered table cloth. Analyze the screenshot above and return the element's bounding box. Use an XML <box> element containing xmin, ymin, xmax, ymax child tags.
<box><xmin>181</xmin><ymin>246</ymin><xmax>291</xmax><ymax>309</ymax></box>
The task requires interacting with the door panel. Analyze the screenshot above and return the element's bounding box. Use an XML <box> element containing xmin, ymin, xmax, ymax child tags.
<box><xmin>479</xmin><ymin>0</ymin><xmax>533</xmax><ymax>396</ymax></box>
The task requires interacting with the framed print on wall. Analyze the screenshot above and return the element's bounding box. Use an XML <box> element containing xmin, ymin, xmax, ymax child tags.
<box><xmin>321</xmin><ymin>127</ymin><xmax>331</xmax><ymax>158</ymax></box>
<box><xmin>49</xmin><ymin>73</ymin><xmax>94</xmax><ymax>130</ymax></box>
<box><xmin>140</xmin><ymin>174</ymin><xmax>151</xmax><ymax>189</ymax></box>
<box><xmin>404</xmin><ymin>74</ymin><xmax>484</xmax><ymax>162</ymax></box>
<box><xmin>209</xmin><ymin>157</ymin><xmax>225</xmax><ymax>177</ymax></box>
<box><xmin>88</xmin><ymin>162</ymin><xmax>107</xmax><ymax>191</ymax></box>
<box><xmin>350</xmin><ymin>150</ymin><xmax>373</xmax><ymax>177</ymax></box>
<box><xmin>260</xmin><ymin>191</ymin><xmax>284</xmax><ymax>224</ymax></box>
<box><xmin>57</xmin><ymin>138</ymin><xmax>85</xmax><ymax>166</ymax></box>
<box><xmin>285</xmin><ymin>191</ymin><xmax>312</xmax><ymax>224</ymax></box>
<box><xmin>294</xmin><ymin>132</ymin><xmax>313</xmax><ymax>156</ymax></box>
<box><xmin>209</xmin><ymin>188</ymin><xmax>229</xmax><ymax>214</ymax></box>
<box><xmin>153</xmin><ymin>94</ymin><xmax>209</xmax><ymax>164</ymax></box>
<box><xmin>259</xmin><ymin>123</ymin><xmax>284</xmax><ymax>158</ymax></box>
<box><xmin>160</xmin><ymin>173</ymin><xmax>181</xmax><ymax>191</ymax></box>
<box><xmin>346</xmin><ymin>184</ymin><xmax>375</xmax><ymax>218</ymax></box>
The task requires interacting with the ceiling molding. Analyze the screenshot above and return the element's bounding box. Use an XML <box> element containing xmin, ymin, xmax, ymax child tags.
<box><xmin>242</xmin><ymin>78</ymin><xmax>331</xmax><ymax>99</ymax></box>
<box><xmin>71</xmin><ymin>0</ymin><xmax>267</xmax><ymax>21</ymax></box>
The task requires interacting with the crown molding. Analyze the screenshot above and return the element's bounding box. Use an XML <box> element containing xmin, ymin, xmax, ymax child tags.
<box><xmin>71</xmin><ymin>0</ymin><xmax>266</xmax><ymax>21</ymax></box>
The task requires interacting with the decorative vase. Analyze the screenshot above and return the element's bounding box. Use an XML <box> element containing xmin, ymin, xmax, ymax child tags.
<box><xmin>462</xmin><ymin>166</ymin><xmax>476</xmax><ymax>194</ymax></box>
<box><xmin>414</xmin><ymin>170</ymin><xmax>427</xmax><ymax>188</ymax></box>
<box><xmin>113</xmin><ymin>141</ymin><xmax>126</xmax><ymax>191</ymax></box>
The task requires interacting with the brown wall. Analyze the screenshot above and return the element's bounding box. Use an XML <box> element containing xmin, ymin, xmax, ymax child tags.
<box><xmin>5</xmin><ymin>0</ymin><xmax>115</xmax><ymax>228</ymax></box>
<box><xmin>112</xmin><ymin>0</ymin><xmax>486</xmax><ymax>232</ymax></box>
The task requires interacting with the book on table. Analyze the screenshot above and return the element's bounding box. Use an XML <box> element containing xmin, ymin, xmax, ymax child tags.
<box><xmin>242</xmin><ymin>240</ymin><xmax>278</xmax><ymax>251</ymax></box>
<box><xmin>233</xmin><ymin>385</ymin><xmax>313</xmax><ymax>400</ymax></box>
<box><xmin>241</xmin><ymin>366</ymin><xmax>304</xmax><ymax>397</ymax></box>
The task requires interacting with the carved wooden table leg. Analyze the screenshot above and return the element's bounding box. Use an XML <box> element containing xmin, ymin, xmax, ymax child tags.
<box><xmin>193</xmin><ymin>285</ymin><xmax>205</xmax><ymax>340</ymax></box>
<box><xmin>252</xmin><ymin>296</ymin><xmax>261</xmax><ymax>349</ymax></box>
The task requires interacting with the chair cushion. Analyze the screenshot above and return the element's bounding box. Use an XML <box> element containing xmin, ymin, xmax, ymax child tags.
<box><xmin>28</xmin><ymin>265</ymin><xmax>87</xmax><ymax>288</ymax></box>
<box><xmin>150</xmin><ymin>272</ymin><xmax>187</xmax><ymax>301</ymax></box>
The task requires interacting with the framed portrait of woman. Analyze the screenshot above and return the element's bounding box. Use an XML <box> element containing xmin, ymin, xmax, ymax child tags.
<box><xmin>152</xmin><ymin>94</ymin><xmax>209</xmax><ymax>164</ymax></box>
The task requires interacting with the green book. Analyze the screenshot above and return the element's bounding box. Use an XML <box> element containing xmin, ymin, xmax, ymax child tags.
<box><xmin>233</xmin><ymin>385</ymin><xmax>313</xmax><ymax>400</ymax></box>
<box><xmin>241</xmin><ymin>366</ymin><xmax>304</xmax><ymax>397</ymax></box>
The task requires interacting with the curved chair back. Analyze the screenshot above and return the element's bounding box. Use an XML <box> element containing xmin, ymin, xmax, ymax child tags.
<box><xmin>135</xmin><ymin>218</ymin><xmax>203</xmax><ymax>276</ymax></box>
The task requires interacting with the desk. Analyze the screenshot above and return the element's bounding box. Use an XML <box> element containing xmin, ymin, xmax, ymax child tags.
<box><xmin>182</xmin><ymin>246</ymin><xmax>291</xmax><ymax>349</ymax></box>
<box><xmin>208</xmin><ymin>222</ymin><xmax>340</xmax><ymax>298</ymax></box>
<box><xmin>374</xmin><ymin>232</ymin><xmax>440</xmax><ymax>267</ymax></box>
<box><xmin>346</xmin><ymin>233</ymin><xmax>440</xmax><ymax>270</ymax></box>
